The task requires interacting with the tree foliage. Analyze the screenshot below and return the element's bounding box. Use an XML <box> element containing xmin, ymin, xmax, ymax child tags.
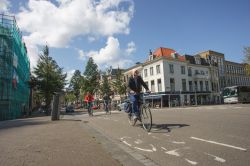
<box><xmin>112</xmin><ymin>68</ymin><xmax>127</xmax><ymax>98</ymax></box>
<box><xmin>33</xmin><ymin>45</ymin><xmax>67</xmax><ymax>112</ymax></box>
<box><xmin>64</xmin><ymin>91</ymin><xmax>76</xmax><ymax>105</ymax></box>
<box><xmin>243</xmin><ymin>47</ymin><xmax>250</xmax><ymax>75</ymax></box>
<box><xmin>243</xmin><ymin>47</ymin><xmax>250</xmax><ymax>62</ymax></box>
<box><xmin>100</xmin><ymin>74</ymin><xmax>111</xmax><ymax>95</ymax></box>
<box><xmin>82</xmin><ymin>57</ymin><xmax>99</xmax><ymax>94</ymax></box>
<box><xmin>69</xmin><ymin>70</ymin><xmax>82</xmax><ymax>101</ymax></box>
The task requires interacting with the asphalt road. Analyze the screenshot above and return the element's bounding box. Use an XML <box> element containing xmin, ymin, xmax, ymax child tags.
<box><xmin>64</xmin><ymin>104</ymin><xmax>250</xmax><ymax>166</ymax></box>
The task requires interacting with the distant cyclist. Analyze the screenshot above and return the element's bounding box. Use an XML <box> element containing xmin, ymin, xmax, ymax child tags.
<box><xmin>127</xmin><ymin>70</ymin><xmax>150</xmax><ymax>121</ymax></box>
<box><xmin>84</xmin><ymin>92</ymin><xmax>94</xmax><ymax>116</ymax></box>
<box><xmin>103</xmin><ymin>93</ymin><xmax>111</xmax><ymax>113</ymax></box>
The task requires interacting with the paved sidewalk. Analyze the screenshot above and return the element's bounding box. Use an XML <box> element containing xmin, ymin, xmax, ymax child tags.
<box><xmin>0</xmin><ymin>116</ymin><xmax>121</xmax><ymax>166</ymax></box>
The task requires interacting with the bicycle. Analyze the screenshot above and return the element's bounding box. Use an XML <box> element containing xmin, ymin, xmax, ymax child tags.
<box><xmin>104</xmin><ymin>101</ymin><xmax>111</xmax><ymax>115</ymax></box>
<box><xmin>127</xmin><ymin>93</ymin><xmax>152</xmax><ymax>132</ymax></box>
<box><xmin>87</xmin><ymin>102</ymin><xmax>93</xmax><ymax>116</ymax></box>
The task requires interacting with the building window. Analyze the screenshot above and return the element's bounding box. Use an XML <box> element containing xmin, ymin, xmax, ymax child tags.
<box><xmin>151</xmin><ymin>80</ymin><xmax>155</xmax><ymax>92</ymax></box>
<box><xmin>145</xmin><ymin>81</ymin><xmax>148</xmax><ymax>90</ymax></box>
<box><xmin>188</xmin><ymin>68</ymin><xmax>192</xmax><ymax>76</ymax></box>
<box><xmin>205</xmin><ymin>81</ymin><xmax>209</xmax><ymax>91</ymax></box>
<box><xmin>170</xmin><ymin>78</ymin><xmax>175</xmax><ymax>92</ymax></box>
<box><xmin>200</xmin><ymin>81</ymin><xmax>203</xmax><ymax>91</ymax></box>
<box><xmin>189</xmin><ymin>81</ymin><xmax>193</xmax><ymax>91</ymax></box>
<box><xmin>182</xmin><ymin>79</ymin><xmax>186</xmax><ymax>91</ymax></box>
<box><xmin>150</xmin><ymin>67</ymin><xmax>154</xmax><ymax>76</ymax></box>
<box><xmin>144</xmin><ymin>69</ymin><xmax>148</xmax><ymax>77</ymax></box>
<box><xmin>181</xmin><ymin>66</ymin><xmax>185</xmax><ymax>74</ymax></box>
<box><xmin>156</xmin><ymin>65</ymin><xmax>160</xmax><ymax>74</ymax></box>
<box><xmin>194</xmin><ymin>81</ymin><xmax>198</xmax><ymax>91</ymax></box>
<box><xmin>169</xmin><ymin>64</ymin><xmax>174</xmax><ymax>73</ymax></box>
<box><xmin>157</xmin><ymin>79</ymin><xmax>162</xmax><ymax>92</ymax></box>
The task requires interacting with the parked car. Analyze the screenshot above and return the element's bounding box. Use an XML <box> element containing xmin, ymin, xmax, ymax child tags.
<box><xmin>66</xmin><ymin>104</ymin><xmax>74</xmax><ymax>113</ymax></box>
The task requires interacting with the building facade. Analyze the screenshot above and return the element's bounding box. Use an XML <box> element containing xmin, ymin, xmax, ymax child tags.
<box><xmin>0</xmin><ymin>14</ymin><xmax>30</xmax><ymax>120</ymax></box>
<box><xmin>224</xmin><ymin>61</ymin><xmax>250</xmax><ymax>87</ymax></box>
<box><xmin>124</xmin><ymin>47</ymin><xmax>220</xmax><ymax>107</ymax></box>
<box><xmin>197</xmin><ymin>50</ymin><xmax>225</xmax><ymax>90</ymax></box>
<box><xmin>198</xmin><ymin>50</ymin><xmax>250</xmax><ymax>90</ymax></box>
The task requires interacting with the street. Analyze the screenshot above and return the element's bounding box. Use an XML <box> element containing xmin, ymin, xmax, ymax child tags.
<box><xmin>69</xmin><ymin>104</ymin><xmax>250</xmax><ymax>166</ymax></box>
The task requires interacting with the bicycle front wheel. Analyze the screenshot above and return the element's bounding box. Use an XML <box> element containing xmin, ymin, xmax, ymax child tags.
<box><xmin>140</xmin><ymin>105</ymin><xmax>152</xmax><ymax>132</ymax></box>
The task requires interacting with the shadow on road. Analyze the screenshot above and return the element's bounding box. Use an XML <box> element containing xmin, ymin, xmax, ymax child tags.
<box><xmin>91</xmin><ymin>111</ymin><xmax>121</xmax><ymax>117</ymax></box>
<box><xmin>60</xmin><ymin>110</ymin><xmax>87</xmax><ymax>115</ymax></box>
<box><xmin>147</xmin><ymin>123</ymin><xmax>190</xmax><ymax>133</ymax></box>
<box><xmin>0</xmin><ymin>118</ymin><xmax>50</xmax><ymax>130</ymax></box>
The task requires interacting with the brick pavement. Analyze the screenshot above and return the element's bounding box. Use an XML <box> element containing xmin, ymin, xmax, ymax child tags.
<box><xmin>0</xmin><ymin>116</ymin><xmax>121</xmax><ymax>166</ymax></box>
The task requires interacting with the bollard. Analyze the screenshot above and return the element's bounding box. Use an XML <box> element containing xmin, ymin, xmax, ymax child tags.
<box><xmin>51</xmin><ymin>93</ymin><xmax>60</xmax><ymax>121</ymax></box>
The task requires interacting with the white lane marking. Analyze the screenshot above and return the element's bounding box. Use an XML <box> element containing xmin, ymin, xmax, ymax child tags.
<box><xmin>134</xmin><ymin>146</ymin><xmax>153</xmax><ymax>152</ymax></box>
<box><xmin>172</xmin><ymin>141</ymin><xmax>185</xmax><ymax>144</ymax></box>
<box><xmin>134</xmin><ymin>139</ymin><xmax>143</xmax><ymax>144</ymax></box>
<box><xmin>165</xmin><ymin>149</ymin><xmax>180</xmax><ymax>157</ymax></box>
<box><xmin>122</xmin><ymin>141</ymin><xmax>132</xmax><ymax>147</ymax></box>
<box><xmin>120</xmin><ymin>136</ymin><xmax>131</xmax><ymax>140</ymax></box>
<box><xmin>152</xmin><ymin>128</ymin><xmax>160</xmax><ymax>131</ymax></box>
<box><xmin>152</xmin><ymin>136</ymin><xmax>160</xmax><ymax>140</ymax></box>
<box><xmin>205</xmin><ymin>153</ymin><xmax>226</xmax><ymax>163</ymax></box>
<box><xmin>102</xmin><ymin>117</ymin><xmax>110</xmax><ymax>120</ymax></box>
<box><xmin>113</xmin><ymin>119</ymin><xmax>118</xmax><ymax>122</ymax></box>
<box><xmin>150</xmin><ymin>144</ymin><xmax>157</xmax><ymax>151</ymax></box>
<box><xmin>161</xmin><ymin>147</ymin><xmax>167</xmax><ymax>151</ymax></box>
<box><xmin>163</xmin><ymin>134</ymin><xmax>170</xmax><ymax>137</ymax></box>
<box><xmin>185</xmin><ymin>158</ymin><xmax>198</xmax><ymax>165</ymax></box>
<box><xmin>148</xmin><ymin>132</ymin><xmax>152</xmax><ymax>135</ymax></box>
<box><xmin>190</xmin><ymin>137</ymin><xmax>247</xmax><ymax>151</ymax></box>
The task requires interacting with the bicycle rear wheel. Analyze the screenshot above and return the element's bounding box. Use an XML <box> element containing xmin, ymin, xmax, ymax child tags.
<box><xmin>140</xmin><ymin>105</ymin><xmax>152</xmax><ymax>132</ymax></box>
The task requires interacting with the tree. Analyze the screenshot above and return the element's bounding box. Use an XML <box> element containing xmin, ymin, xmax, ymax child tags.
<box><xmin>100</xmin><ymin>74</ymin><xmax>111</xmax><ymax>96</ymax></box>
<box><xmin>33</xmin><ymin>45</ymin><xmax>67</xmax><ymax>114</ymax></box>
<box><xmin>243</xmin><ymin>47</ymin><xmax>250</xmax><ymax>75</ymax></box>
<box><xmin>69</xmin><ymin>70</ymin><xmax>82</xmax><ymax>102</ymax></box>
<box><xmin>112</xmin><ymin>68</ymin><xmax>127</xmax><ymax>101</ymax></box>
<box><xmin>64</xmin><ymin>91</ymin><xmax>76</xmax><ymax>105</ymax></box>
<box><xmin>82</xmin><ymin>57</ymin><xmax>99</xmax><ymax>94</ymax></box>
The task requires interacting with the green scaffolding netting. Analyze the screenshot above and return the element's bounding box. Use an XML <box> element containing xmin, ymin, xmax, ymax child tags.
<box><xmin>0</xmin><ymin>14</ymin><xmax>30</xmax><ymax>120</ymax></box>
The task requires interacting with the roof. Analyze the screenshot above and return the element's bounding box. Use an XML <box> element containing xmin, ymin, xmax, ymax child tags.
<box><xmin>153</xmin><ymin>47</ymin><xmax>186</xmax><ymax>62</ymax></box>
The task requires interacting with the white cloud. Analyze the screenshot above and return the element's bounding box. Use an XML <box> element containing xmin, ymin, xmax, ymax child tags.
<box><xmin>79</xmin><ymin>36</ymin><xmax>135</xmax><ymax>69</ymax></box>
<box><xmin>17</xmin><ymin>0</ymin><xmax>134</xmax><ymax>47</ymax></box>
<box><xmin>0</xmin><ymin>0</ymin><xmax>11</xmax><ymax>13</ymax></box>
<box><xmin>126</xmin><ymin>41</ymin><xmax>136</xmax><ymax>55</ymax></box>
<box><xmin>66</xmin><ymin>69</ymin><xmax>76</xmax><ymax>83</ymax></box>
<box><xmin>15</xmin><ymin>0</ymin><xmax>134</xmax><ymax>69</ymax></box>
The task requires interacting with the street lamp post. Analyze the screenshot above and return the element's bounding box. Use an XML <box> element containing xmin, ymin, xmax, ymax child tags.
<box><xmin>166</xmin><ymin>87</ymin><xmax>171</xmax><ymax>108</ymax></box>
<box><xmin>195</xmin><ymin>87</ymin><xmax>198</xmax><ymax>106</ymax></box>
<box><xmin>180</xmin><ymin>88</ymin><xmax>182</xmax><ymax>107</ymax></box>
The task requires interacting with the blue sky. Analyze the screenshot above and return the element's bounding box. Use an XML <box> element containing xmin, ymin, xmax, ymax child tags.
<box><xmin>1</xmin><ymin>0</ymin><xmax>250</xmax><ymax>80</ymax></box>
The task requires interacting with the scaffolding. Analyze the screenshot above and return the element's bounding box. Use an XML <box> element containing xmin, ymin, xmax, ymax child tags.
<box><xmin>0</xmin><ymin>14</ymin><xmax>30</xmax><ymax>120</ymax></box>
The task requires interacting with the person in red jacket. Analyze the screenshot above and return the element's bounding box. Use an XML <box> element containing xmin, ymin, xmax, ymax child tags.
<box><xmin>84</xmin><ymin>92</ymin><xmax>94</xmax><ymax>116</ymax></box>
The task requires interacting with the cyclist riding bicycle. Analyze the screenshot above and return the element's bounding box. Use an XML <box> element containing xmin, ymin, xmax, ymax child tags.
<box><xmin>103</xmin><ymin>93</ymin><xmax>111</xmax><ymax>113</ymax></box>
<box><xmin>127</xmin><ymin>70</ymin><xmax>150</xmax><ymax>121</ymax></box>
<box><xmin>84</xmin><ymin>92</ymin><xmax>94</xmax><ymax>116</ymax></box>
